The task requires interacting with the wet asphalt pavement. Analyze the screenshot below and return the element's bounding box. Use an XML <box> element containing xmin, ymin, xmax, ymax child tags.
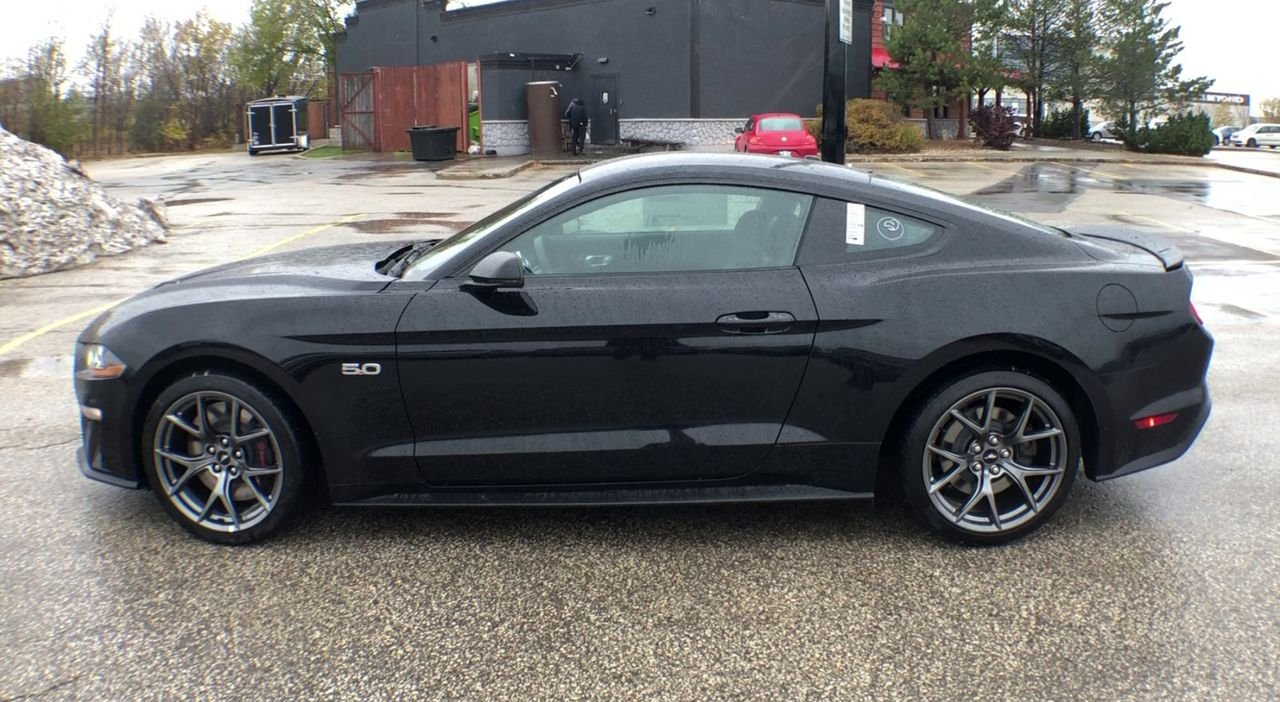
<box><xmin>2</xmin><ymin>152</ymin><xmax>1279</xmax><ymax>700</ymax></box>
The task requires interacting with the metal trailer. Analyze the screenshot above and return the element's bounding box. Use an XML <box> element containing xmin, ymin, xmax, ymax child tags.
<box><xmin>247</xmin><ymin>96</ymin><xmax>310</xmax><ymax>155</ymax></box>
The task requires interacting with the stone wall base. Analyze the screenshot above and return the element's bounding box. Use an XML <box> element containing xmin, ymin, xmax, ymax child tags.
<box><xmin>907</xmin><ymin>118</ymin><xmax>960</xmax><ymax>140</ymax></box>
<box><xmin>481</xmin><ymin>118</ymin><xmax>744</xmax><ymax>156</ymax></box>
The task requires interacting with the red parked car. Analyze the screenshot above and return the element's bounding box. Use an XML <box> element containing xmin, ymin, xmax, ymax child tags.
<box><xmin>734</xmin><ymin>113</ymin><xmax>819</xmax><ymax>158</ymax></box>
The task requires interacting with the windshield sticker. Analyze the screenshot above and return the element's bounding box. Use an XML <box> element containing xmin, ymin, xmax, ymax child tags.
<box><xmin>846</xmin><ymin>203</ymin><xmax>866</xmax><ymax>246</ymax></box>
<box><xmin>876</xmin><ymin>215</ymin><xmax>904</xmax><ymax>241</ymax></box>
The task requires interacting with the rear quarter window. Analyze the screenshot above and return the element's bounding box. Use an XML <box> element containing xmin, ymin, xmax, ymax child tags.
<box><xmin>797</xmin><ymin>197</ymin><xmax>944</xmax><ymax>264</ymax></box>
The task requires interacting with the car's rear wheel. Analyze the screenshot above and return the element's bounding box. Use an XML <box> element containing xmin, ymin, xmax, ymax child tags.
<box><xmin>901</xmin><ymin>371</ymin><xmax>1079</xmax><ymax>545</ymax></box>
<box><xmin>141</xmin><ymin>372</ymin><xmax>307</xmax><ymax>544</ymax></box>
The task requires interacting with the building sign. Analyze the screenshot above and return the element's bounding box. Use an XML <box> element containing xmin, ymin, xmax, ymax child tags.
<box><xmin>1196</xmin><ymin>92</ymin><xmax>1250</xmax><ymax>106</ymax></box>
<box><xmin>839</xmin><ymin>0</ymin><xmax>853</xmax><ymax>45</ymax></box>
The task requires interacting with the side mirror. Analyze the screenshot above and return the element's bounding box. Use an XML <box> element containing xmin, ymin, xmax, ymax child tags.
<box><xmin>464</xmin><ymin>251</ymin><xmax>524</xmax><ymax>289</ymax></box>
<box><xmin>734</xmin><ymin>127</ymin><xmax>744</xmax><ymax>134</ymax></box>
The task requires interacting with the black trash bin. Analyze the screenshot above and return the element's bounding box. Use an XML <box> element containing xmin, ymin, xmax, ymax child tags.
<box><xmin>406</xmin><ymin>125</ymin><xmax>460</xmax><ymax>161</ymax></box>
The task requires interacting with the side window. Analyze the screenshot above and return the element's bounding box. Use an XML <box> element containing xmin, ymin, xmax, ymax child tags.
<box><xmin>796</xmin><ymin>197</ymin><xmax>942</xmax><ymax>264</ymax></box>
<box><xmin>498</xmin><ymin>185</ymin><xmax>813</xmax><ymax>275</ymax></box>
<box><xmin>744</xmin><ymin>118</ymin><xmax>755</xmax><ymax>133</ymax></box>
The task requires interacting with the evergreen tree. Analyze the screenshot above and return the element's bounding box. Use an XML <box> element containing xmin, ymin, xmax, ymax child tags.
<box><xmin>879</xmin><ymin>0</ymin><xmax>1001</xmax><ymax>139</ymax></box>
<box><xmin>1095</xmin><ymin>0</ymin><xmax>1211</xmax><ymax>139</ymax></box>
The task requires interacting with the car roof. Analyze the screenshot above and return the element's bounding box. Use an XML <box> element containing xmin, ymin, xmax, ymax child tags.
<box><xmin>578</xmin><ymin>152</ymin><xmax>869</xmax><ymax>189</ymax></box>
<box><xmin>752</xmin><ymin>112</ymin><xmax>804</xmax><ymax>121</ymax></box>
<box><xmin>573</xmin><ymin>153</ymin><xmax>1056</xmax><ymax>238</ymax></box>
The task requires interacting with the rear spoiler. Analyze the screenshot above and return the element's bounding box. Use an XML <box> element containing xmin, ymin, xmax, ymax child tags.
<box><xmin>1063</xmin><ymin>226</ymin><xmax>1184</xmax><ymax>271</ymax></box>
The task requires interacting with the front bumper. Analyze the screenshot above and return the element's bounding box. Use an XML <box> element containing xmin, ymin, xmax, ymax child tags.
<box><xmin>78</xmin><ymin>445</ymin><xmax>143</xmax><ymax>489</ymax></box>
<box><xmin>76</xmin><ymin>368</ymin><xmax>145</xmax><ymax>490</ymax></box>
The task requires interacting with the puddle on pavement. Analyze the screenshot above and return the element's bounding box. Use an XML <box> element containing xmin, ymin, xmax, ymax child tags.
<box><xmin>0</xmin><ymin>358</ymin><xmax>30</xmax><ymax>378</ymax></box>
<box><xmin>1211</xmin><ymin>303</ymin><xmax>1267</xmax><ymax>320</ymax></box>
<box><xmin>975</xmin><ymin>163</ymin><xmax>1090</xmax><ymax>195</ymax></box>
<box><xmin>968</xmin><ymin>163</ymin><xmax>1094</xmax><ymax>213</ymax></box>
<box><xmin>350</xmin><ymin>212</ymin><xmax>475</xmax><ymax>234</ymax></box>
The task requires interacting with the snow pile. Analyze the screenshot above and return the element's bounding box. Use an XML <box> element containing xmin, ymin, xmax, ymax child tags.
<box><xmin>0</xmin><ymin>126</ymin><xmax>168</xmax><ymax>279</ymax></box>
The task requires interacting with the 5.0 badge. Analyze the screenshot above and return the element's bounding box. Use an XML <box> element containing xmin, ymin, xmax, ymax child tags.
<box><xmin>341</xmin><ymin>363</ymin><xmax>382</xmax><ymax>376</ymax></box>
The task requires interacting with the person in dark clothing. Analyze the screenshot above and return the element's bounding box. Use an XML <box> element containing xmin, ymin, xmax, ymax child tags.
<box><xmin>564</xmin><ymin>98</ymin><xmax>588</xmax><ymax>155</ymax></box>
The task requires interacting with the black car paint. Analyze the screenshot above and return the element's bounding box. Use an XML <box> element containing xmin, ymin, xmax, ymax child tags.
<box><xmin>75</xmin><ymin>153</ymin><xmax>1212</xmax><ymax>506</ymax></box>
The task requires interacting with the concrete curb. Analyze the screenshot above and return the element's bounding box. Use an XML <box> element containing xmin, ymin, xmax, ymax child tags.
<box><xmin>435</xmin><ymin>159</ymin><xmax>535</xmax><ymax>180</ymax></box>
<box><xmin>844</xmin><ymin>152</ymin><xmax>1280</xmax><ymax>179</ymax></box>
<box><xmin>1204</xmin><ymin>162</ymin><xmax>1280</xmax><ymax>179</ymax></box>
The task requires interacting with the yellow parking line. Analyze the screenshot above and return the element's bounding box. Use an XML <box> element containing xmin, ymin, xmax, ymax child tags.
<box><xmin>0</xmin><ymin>213</ymin><xmax>366</xmax><ymax>358</ymax></box>
<box><xmin>0</xmin><ymin>299</ymin><xmax>126</xmax><ymax>357</ymax></box>
<box><xmin>244</xmin><ymin>213</ymin><xmax>364</xmax><ymax>259</ymax></box>
<box><xmin>969</xmin><ymin>161</ymin><xmax>1015</xmax><ymax>173</ymax></box>
<box><xmin>882</xmin><ymin>162</ymin><xmax>928</xmax><ymax>179</ymax></box>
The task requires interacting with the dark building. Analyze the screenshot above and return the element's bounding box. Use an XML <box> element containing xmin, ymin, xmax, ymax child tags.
<box><xmin>335</xmin><ymin>0</ymin><xmax>876</xmax><ymax>154</ymax></box>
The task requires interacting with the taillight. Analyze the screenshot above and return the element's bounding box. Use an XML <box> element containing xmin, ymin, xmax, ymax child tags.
<box><xmin>749</xmin><ymin>136</ymin><xmax>761</xmax><ymax>145</ymax></box>
<box><xmin>1134</xmin><ymin>412</ymin><xmax>1178</xmax><ymax>430</ymax></box>
<box><xmin>1189</xmin><ymin>302</ymin><xmax>1203</xmax><ymax>325</ymax></box>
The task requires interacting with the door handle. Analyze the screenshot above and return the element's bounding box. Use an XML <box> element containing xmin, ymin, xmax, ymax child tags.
<box><xmin>715</xmin><ymin>311</ymin><xmax>795</xmax><ymax>335</ymax></box>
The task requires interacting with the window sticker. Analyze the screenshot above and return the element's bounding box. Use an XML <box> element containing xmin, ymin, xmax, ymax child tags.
<box><xmin>876</xmin><ymin>215</ymin><xmax>904</xmax><ymax>241</ymax></box>
<box><xmin>845</xmin><ymin>203</ymin><xmax>866</xmax><ymax>246</ymax></box>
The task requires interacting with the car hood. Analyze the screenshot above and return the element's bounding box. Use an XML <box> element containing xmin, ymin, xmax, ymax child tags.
<box><xmin>169</xmin><ymin>240</ymin><xmax>417</xmax><ymax>287</ymax></box>
<box><xmin>78</xmin><ymin>240</ymin><xmax>422</xmax><ymax>344</ymax></box>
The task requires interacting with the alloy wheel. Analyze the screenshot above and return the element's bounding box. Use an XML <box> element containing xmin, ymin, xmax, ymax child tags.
<box><xmin>922</xmin><ymin>387</ymin><xmax>1069</xmax><ymax>534</ymax></box>
<box><xmin>152</xmin><ymin>391</ymin><xmax>284</xmax><ymax>533</ymax></box>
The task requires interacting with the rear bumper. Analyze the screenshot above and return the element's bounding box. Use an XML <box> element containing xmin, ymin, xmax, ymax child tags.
<box><xmin>1094</xmin><ymin>383</ymin><xmax>1211</xmax><ymax>481</ymax></box>
<box><xmin>746</xmin><ymin>145</ymin><xmax>818</xmax><ymax>158</ymax></box>
<box><xmin>1090</xmin><ymin>323</ymin><xmax>1214</xmax><ymax>481</ymax></box>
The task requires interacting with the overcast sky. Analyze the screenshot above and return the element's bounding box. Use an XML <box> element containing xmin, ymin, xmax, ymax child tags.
<box><xmin>2</xmin><ymin>0</ymin><xmax>1275</xmax><ymax>114</ymax></box>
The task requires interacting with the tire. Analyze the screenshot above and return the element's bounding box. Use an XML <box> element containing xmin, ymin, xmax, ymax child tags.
<box><xmin>248</xmin><ymin>148</ymin><xmax>260</xmax><ymax>156</ymax></box>
<box><xmin>901</xmin><ymin>370</ymin><xmax>1080</xmax><ymax>545</ymax></box>
<box><xmin>1090</xmin><ymin>132</ymin><xmax>1102</xmax><ymax>142</ymax></box>
<box><xmin>141</xmin><ymin>372</ymin><xmax>309</xmax><ymax>544</ymax></box>
<box><xmin>1248</xmin><ymin>138</ymin><xmax>1258</xmax><ymax>148</ymax></box>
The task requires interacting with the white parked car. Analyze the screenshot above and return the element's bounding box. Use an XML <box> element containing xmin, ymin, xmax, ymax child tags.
<box><xmin>1230</xmin><ymin>123</ymin><xmax>1280</xmax><ymax>148</ymax></box>
<box><xmin>1089</xmin><ymin>121</ymin><xmax>1118</xmax><ymax>141</ymax></box>
<box><xmin>1212</xmin><ymin>126</ymin><xmax>1242</xmax><ymax>146</ymax></box>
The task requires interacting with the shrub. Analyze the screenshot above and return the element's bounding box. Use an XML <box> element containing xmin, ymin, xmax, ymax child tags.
<box><xmin>1041</xmin><ymin>108</ymin><xmax>1091</xmax><ymax>139</ymax></box>
<box><xmin>1123</xmin><ymin>112</ymin><xmax>1213</xmax><ymax>156</ymax></box>
<box><xmin>969</xmin><ymin>104</ymin><xmax>1019</xmax><ymax>150</ymax></box>
<box><xmin>813</xmin><ymin>100</ymin><xmax>924</xmax><ymax>154</ymax></box>
<box><xmin>804</xmin><ymin>117</ymin><xmax>821</xmax><ymax>141</ymax></box>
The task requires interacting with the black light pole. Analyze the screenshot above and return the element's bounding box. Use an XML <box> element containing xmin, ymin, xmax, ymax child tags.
<box><xmin>820</xmin><ymin>0</ymin><xmax>848</xmax><ymax>164</ymax></box>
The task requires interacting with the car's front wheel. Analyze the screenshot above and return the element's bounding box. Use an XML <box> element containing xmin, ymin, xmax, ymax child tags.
<box><xmin>141</xmin><ymin>372</ymin><xmax>308</xmax><ymax>544</ymax></box>
<box><xmin>901</xmin><ymin>371</ymin><xmax>1079</xmax><ymax>545</ymax></box>
<box><xmin>1248</xmin><ymin>138</ymin><xmax>1259</xmax><ymax>148</ymax></box>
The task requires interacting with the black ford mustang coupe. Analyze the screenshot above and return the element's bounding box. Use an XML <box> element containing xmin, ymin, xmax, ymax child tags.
<box><xmin>75</xmin><ymin>153</ymin><xmax>1212</xmax><ymax>544</ymax></box>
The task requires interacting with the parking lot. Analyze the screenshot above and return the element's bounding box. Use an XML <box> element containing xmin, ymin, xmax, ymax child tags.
<box><xmin>2</xmin><ymin>151</ymin><xmax>1278</xmax><ymax>699</ymax></box>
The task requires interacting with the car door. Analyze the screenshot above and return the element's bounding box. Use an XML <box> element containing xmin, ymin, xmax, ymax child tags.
<box><xmin>1262</xmin><ymin>126</ymin><xmax>1280</xmax><ymax>146</ymax></box>
<box><xmin>396</xmin><ymin>183</ymin><xmax>819</xmax><ymax>486</ymax></box>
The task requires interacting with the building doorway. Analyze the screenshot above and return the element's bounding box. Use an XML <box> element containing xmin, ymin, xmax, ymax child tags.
<box><xmin>590</xmin><ymin>74</ymin><xmax>619</xmax><ymax>146</ymax></box>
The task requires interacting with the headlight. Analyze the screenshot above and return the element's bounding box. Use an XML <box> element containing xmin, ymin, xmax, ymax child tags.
<box><xmin>77</xmin><ymin>343</ymin><xmax>127</xmax><ymax>380</ymax></box>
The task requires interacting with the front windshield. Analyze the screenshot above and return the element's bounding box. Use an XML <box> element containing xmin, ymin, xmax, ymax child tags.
<box><xmin>403</xmin><ymin>174</ymin><xmax>579</xmax><ymax>279</ymax></box>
